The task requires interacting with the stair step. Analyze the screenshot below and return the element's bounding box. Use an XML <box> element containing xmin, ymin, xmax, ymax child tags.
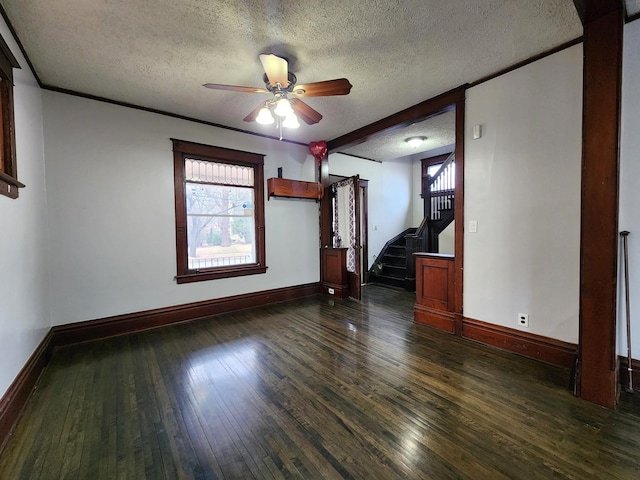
<box><xmin>382</xmin><ymin>254</ymin><xmax>405</xmax><ymax>266</ymax></box>
<box><xmin>369</xmin><ymin>274</ymin><xmax>409</xmax><ymax>289</ymax></box>
<box><xmin>382</xmin><ymin>264</ymin><xmax>406</xmax><ymax>278</ymax></box>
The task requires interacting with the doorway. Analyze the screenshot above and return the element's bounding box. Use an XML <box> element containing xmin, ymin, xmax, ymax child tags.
<box><xmin>329</xmin><ymin>174</ymin><xmax>369</xmax><ymax>291</ymax></box>
<box><xmin>323</xmin><ymin>87</ymin><xmax>465</xmax><ymax>331</ymax></box>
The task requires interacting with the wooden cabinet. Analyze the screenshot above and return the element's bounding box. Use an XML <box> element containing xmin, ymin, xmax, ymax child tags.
<box><xmin>414</xmin><ymin>253</ymin><xmax>456</xmax><ymax>332</ymax></box>
<box><xmin>322</xmin><ymin>248</ymin><xmax>349</xmax><ymax>298</ymax></box>
<box><xmin>267</xmin><ymin>178</ymin><xmax>323</xmax><ymax>200</ymax></box>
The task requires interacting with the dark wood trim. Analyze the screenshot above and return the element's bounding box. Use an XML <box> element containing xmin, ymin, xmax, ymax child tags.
<box><xmin>578</xmin><ymin>1</ymin><xmax>623</xmax><ymax>408</ymax></box>
<box><xmin>462</xmin><ymin>318</ymin><xmax>578</xmax><ymax>368</ymax></box>
<box><xmin>453</xmin><ymin>94</ymin><xmax>465</xmax><ymax>336</ymax></box>
<box><xmin>583</xmin><ymin>0</ymin><xmax>623</xmax><ymax>22</ymax></box>
<box><xmin>469</xmin><ymin>38</ymin><xmax>583</xmax><ymax>88</ymax></box>
<box><xmin>0</xmin><ymin>40</ymin><xmax>20</xmax><ymax>200</ymax></box>
<box><xmin>333</xmin><ymin>152</ymin><xmax>382</xmax><ymax>163</ymax></box>
<box><xmin>361</xmin><ymin>181</ymin><xmax>369</xmax><ymax>283</ymax></box>
<box><xmin>51</xmin><ymin>283</ymin><xmax>322</xmax><ymax>348</ymax></box>
<box><xmin>628</xmin><ymin>11</ymin><xmax>640</xmax><ymax>24</ymax></box>
<box><xmin>319</xmin><ymin>151</ymin><xmax>331</xmax><ymax>291</ymax></box>
<box><xmin>322</xmin><ymin>284</ymin><xmax>349</xmax><ymax>298</ymax></box>
<box><xmin>43</xmin><ymin>86</ymin><xmax>307</xmax><ymax>147</ymax></box>
<box><xmin>414</xmin><ymin>306</ymin><xmax>456</xmax><ymax>333</ymax></box>
<box><xmin>171</xmin><ymin>138</ymin><xmax>265</xmax><ymax>165</ymax></box>
<box><xmin>327</xmin><ymin>86</ymin><xmax>465</xmax><ymax>152</ymax></box>
<box><xmin>172</xmin><ymin>139</ymin><xmax>267</xmax><ymax>283</ymax></box>
<box><xmin>176</xmin><ymin>265</ymin><xmax>268</xmax><ymax>284</ymax></box>
<box><xmin>618</xmin><ymin>356</ymin><xmax>640</xmax><ymax>391</ymax></box>
<box><xmin>0</xmin><ymin>330</ymin><xmax>53</xmax><ymax>453</ymax></box>
<box><xmin>421</xmin><ymin>153</ymin><xmax>451</xmax><ymax>172</ymax></box>
<box><xmin>0</xmin><ymin>170</ymin><xmax>24</xmax><ymax>188</ymax></box>
<box><xmin>0</xmin><ymin>3</ymin><xmax>40</xmax><ymax>86</ymax></box>
<box><xmin>0</xmin><ymin>32</ymin><xmax>19</xmax><ymax>79</ymax></box>
<box><xmin>572</xmin><ymin>0</ymin><xmax>586</xmax><ymax>25</ymax></box>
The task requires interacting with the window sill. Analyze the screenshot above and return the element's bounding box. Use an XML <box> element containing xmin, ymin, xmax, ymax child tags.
<box><xmin>176</xmin><ymin>265</ymin><xmax>268</xmax><ymax>284</ymax></box>
<box><xmin>0</xmin><ymin>171</ymin><xmax>25</xmax><ymax>199</ymax></box>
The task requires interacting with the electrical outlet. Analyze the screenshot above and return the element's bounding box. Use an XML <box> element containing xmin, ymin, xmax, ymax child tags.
<box><xmin>518</xmin><ymin>313</ymin><xmax>529</xmax><ymax>328</ymax></box>
<box><xmin>328</xmin><ymin>288</ymin><xmax>335</xmax><ymax>295</ymax></box>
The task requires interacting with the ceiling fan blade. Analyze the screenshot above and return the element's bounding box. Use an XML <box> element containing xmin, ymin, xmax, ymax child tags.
<box><xmin>203</xmin><ymin>83</ymin><xmax>269</xmax><ymax>94</ymax></box>
<box><xmin>259</xmin><ymin>54</ymin><xmax>289</xmax><ymax>86</ymax></box>
<box><xmin>293</xmin><ymin>78</ymin><xmax>353</xmax><ymax>97</ymax></box>
<box><xmin>291</xmin><ymin>99</ymin><xmax>323</xmax><ymax>125</ymax></box>
<box><xmin>243</xmin><ymin>102</ymin><xmax>267</xmax><ymax>123</ymax></box>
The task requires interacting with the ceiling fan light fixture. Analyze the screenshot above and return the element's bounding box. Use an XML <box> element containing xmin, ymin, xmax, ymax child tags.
<box><xmin>256</xmin><ymin>106</ymin><xmax>275</xmax><ymax>125</ymax></box>
<box><xmin>406</xmin><ymin>136</ymin><xmax>427</xmax><ymax>148</ymax></box>
<box><xmin>274</xmin><ymin>98</ymin><xmax>293</xmax><ymax>117</ymax></box>
<box><xmin>283</xmin><ymin>113</ymin><xmax>300</xmax><ymax>129</ymax></box>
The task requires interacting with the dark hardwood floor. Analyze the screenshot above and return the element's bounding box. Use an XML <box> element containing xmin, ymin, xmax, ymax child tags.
<box><xmin>1</xmin><ymin>285</ymin><xmax>640</xmax><ymax>479</ymax></box>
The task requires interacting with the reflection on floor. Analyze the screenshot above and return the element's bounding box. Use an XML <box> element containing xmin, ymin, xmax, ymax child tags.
<box><xmin>1</xmin><ymin>284</ymin><xmax>639</xmax><ymax>479</ymax></box>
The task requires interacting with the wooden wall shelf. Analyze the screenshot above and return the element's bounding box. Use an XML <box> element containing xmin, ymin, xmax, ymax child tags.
<box><xmin>267</xmin><ymin>178</ymin><xmax>323</xmax><ymax>200</ymax></box>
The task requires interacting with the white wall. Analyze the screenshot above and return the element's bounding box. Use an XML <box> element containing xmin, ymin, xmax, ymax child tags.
<box><xmin>439</xmin><ymin>220</ymin><xmax>455</xmax><ymax>255</ymax></box>
<box><xmin>42</xmin><ymin>92</ymin><xmax>319</xmax><ymax>325</ymax></box>
<box><xmin>618</xmin><ymin>20</ymin><xmax>640</xmax><ymax>356</ymax></box>
<box><xmin>329</xmin><ymin>153</ymin><xmax>413</xmax><ymax>267</ymax></box>
<box><xmin>464</xmin><ymin>45</ymin><xmax>583</xmax><ymax>343</ymax></box>
<box><xmin>0</xmin><ymin>20</ymin><xmax>50</xmax><ymax>398</ymax></box>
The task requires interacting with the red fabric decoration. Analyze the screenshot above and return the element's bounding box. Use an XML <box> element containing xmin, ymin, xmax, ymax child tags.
<box><xmin>309</xmin><ymin>141</ymin><xmax>327</xmax><ymax>164</ymax></box>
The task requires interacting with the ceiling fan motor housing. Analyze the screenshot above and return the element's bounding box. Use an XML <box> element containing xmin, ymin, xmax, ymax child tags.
<box><xmin>263</xmin><ymin>72</ymin><xmax>298</xmax><ymax>93</ymax></box>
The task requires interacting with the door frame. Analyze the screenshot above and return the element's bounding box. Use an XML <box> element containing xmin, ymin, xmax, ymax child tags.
<box><xmin>324</xmin><ymin>86</ymin><xmax>465</xmax><ymax>328</ymax></box>
<box><xmin>329</xmin><ymin>175</ymin><xmax>369</xmax><ymax>288</ymax></box>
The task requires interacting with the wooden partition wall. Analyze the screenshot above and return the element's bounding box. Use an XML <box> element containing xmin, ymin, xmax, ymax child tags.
<box><xmin>413</xmin><ymin>253</ymin><xmax>456</xmax><ymax>333</ymax></box>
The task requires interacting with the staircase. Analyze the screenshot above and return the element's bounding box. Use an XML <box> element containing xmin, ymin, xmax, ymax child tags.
<box><xmin>369</xmin><ymin>228</ymin><xmax>417</xmax><ymax>289</ymax></box>
<box><xmin>369</xmin><ymin>153</ymin><xmax>455</xmax><ymax>291</ymax></box>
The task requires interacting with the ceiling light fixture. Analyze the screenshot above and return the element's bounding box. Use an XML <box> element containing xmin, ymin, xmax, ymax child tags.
<box><xmin>256</xmin><ymin>97</ymin><xmax>300</xmax><ymax>138</ymax></box>
<box><xmin>274</xmin><ymin>97</ymin><xmax>294</xmax><ymax>117</ymax></box>
<box><xmin>406</xmin><ymin>136</ymin><xmax>427</xmax><ymax>148</ymax></box>
<box><xmin>282</xmin><ymin>113</ymin><xmax>300</xmax><ymax>129</ymax></box>
<box><xmin>256</xmin><ymin>106</ymin><xmax>275</xmax><ymax>125</ymax></box>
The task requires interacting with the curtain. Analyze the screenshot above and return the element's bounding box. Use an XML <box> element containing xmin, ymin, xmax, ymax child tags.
<box><xmin>333</xmin><ymin>178</ymin><xmax>357</xmax><ymax>273</ymax></box>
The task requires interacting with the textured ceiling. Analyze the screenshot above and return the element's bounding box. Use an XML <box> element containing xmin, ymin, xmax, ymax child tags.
<box><xmin>1</xmin><ymin>0</ymin><xmax>583</xmax><ymax>155</ymax></box>
<box><xmin>627</xmin><ymin>0</ymin><xmax>640</xmax><ymax>16</ymax></box>
<box><xmin>340</xmin><ymin>110</ymin><xmax>456</xmax><ymax>162</ymax></box>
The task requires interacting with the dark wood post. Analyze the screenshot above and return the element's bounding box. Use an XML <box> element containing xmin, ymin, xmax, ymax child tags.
<box><xmin>578</xmin><ymin>0</ymin><xmax>623</xmax><ymax>408</ymax></box>
<box><xmin>319</xmin><ymin>151</ymin><xmax>332</xmax><ymax>288</ymax></box>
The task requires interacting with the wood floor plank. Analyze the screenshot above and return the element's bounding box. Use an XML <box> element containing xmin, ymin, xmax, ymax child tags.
<box><xmin>2</xmin><ymin>285</ymin><xmax>640</xmax><ymax>479</ymax></box>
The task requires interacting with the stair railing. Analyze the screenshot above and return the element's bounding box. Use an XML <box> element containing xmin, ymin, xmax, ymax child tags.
<box><xmin>404</xmin><ymin>217</ymin><xmax>428</xmax><ymax>284</ymax></box>
<box><xmin>424</xmin><ymin>152</ymin><xmax>455</xmax><ymax>223</ymax></box>
<box><xmin>405</xmin><ymin>152</ymin><xmax>456</xmax><ymax>286</ymax></box>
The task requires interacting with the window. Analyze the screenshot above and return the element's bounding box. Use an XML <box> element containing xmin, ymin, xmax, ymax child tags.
<box><xmin>172</xmin><ymin>139</ymin><xmax>266</xmax><ymax>283</ymax></box>
<box><xmin>0</xmin><ymin>34</ymin><xmax>22</xmax><ymax>199</ymax></box>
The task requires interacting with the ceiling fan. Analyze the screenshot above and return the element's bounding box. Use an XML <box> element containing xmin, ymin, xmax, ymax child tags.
<box><xmin>204</xmin><ymin>54</ymin><xmax>352</xmax><ymax>133</ymax></box>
